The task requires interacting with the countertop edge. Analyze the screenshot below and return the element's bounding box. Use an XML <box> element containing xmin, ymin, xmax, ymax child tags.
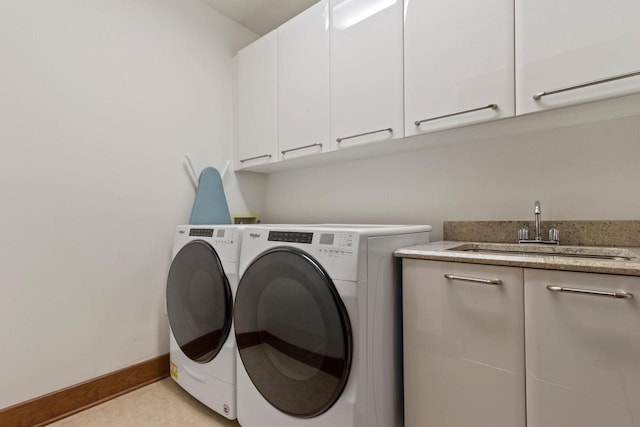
<box><xmin>395</xmin><ymin>241</ymin><xmax>640</xmax><ymax>277</ymax></box>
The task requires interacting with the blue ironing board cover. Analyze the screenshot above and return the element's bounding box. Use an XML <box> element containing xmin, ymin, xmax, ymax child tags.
<box><xmin>189</xmin><ymin>167</ymin><xmax>231</xmax><ymax>225</ymax></box>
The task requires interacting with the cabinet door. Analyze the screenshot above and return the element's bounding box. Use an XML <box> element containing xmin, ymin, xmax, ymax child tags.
<box><xmin>516</xmin><ymin>0</ymin><xmax>640</xmax><ymax>114</ymax></box>
<box><xmin>525</xmin><ymin>270</ymin><xmax>640</xmax><ymax>427</ymax></box>
<box><xmin>405</xmin><ymin>0</ymin><xmax>514</xmax><ymax>136</ymax></box>
<box><xmin>277</xmin><ymin>1</ymin><xmax>330</xmax><ymax>160</ymax></box>
<box><xmin>235</xmin><ymin>31</ymin><xmax>277</xmax><ymax>169</ymax></box>
<box><xmin>402</xmin><ymin>260</ymin><xmax>526</xmax><ymax>427</ymax></box>
<box><xmin>329</xmin><ymin>0</ymin><xmax>403</xmax><ymax>149</ymax></box>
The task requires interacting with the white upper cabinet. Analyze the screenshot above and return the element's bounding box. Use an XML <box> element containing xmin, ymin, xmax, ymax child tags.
<box><xmin>516</xmin><ymin>0</ymin><xmax>640</xmax><ymax>114</ymax></box>
<box><xmin>404</xmin><ymin>0</ymin><xmax>514</xmax><ymax>136</ymax></box>
<box><xmin>235</xmin><ymin>31</ymin><xmax>277</xmax><ymax>169</ymax></box>
<box><xmin>329</xmin><ymin>0</ymin><xmax>404</xmax><ymax>149</ymax></box>
<box><xmin>277</xmin><ymin>1</ymin><xmax>330</xmax><ymax>160</ymax></box>
<box><xmin>234</xmin><ymin>0</ymin><xmax>640</xmax><ymax>172</ymax></box>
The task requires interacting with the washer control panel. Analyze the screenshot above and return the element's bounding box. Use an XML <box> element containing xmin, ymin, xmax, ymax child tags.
<box><xmin>239</xmin><ymin>227</ymin><xmax>362</xmax><ymax>281</ymax></box>
<box><xmin>268</xmin><ymin>231</ymin><xmax>313</xmax><ymax>244</ymax></box>
<box><xmin>317</xmin><ymin>233</ymin><xmax>354</xmax><ymax>257</ymax></box>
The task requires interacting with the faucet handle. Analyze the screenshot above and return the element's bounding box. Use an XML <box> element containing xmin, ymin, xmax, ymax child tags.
<box><xmin>518</xmin><ymin>228</ymin><xmax>529</xmax><ymax>241</ymax></box>
<box><xmin>534</xmin><ymin>200</ymin><xmax>541</xmax><ymax>214</ymax></box>
<box><xmin>549</xmin><ymin>228</ymin><xmax>559</xmax><ymax>243</ymax></box>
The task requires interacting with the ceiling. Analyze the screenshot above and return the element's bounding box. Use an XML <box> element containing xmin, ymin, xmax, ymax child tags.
<box><xmin>201</xmin><ymin>0</ymin><xmax>321</xmax><ymax>36</ymax></box>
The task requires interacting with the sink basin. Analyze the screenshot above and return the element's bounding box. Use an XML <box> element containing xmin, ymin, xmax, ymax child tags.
<box><xmin>447</xmin><ymin>243</ymin><xmax>637</xmax><ymax>261</ymax></box>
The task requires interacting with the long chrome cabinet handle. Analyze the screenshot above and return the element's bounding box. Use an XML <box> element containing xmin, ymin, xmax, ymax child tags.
<box><xmin>533</xmin><ymin>70</ymin><xmax>640</xmax><ymax>100</ymax></box>
<box><xmin>281</xmin><ymin>143</ymin><xmax>322</xmax><ymax>155</ymax></box>
<box><xmin>444</xmin><ymin>274</ymin><xmax>502</xmax><ymax>285</ymax></box>
<box><xmin>336</xmin><ymin>127</ymin><xmax>392</xmax><ymax>143</ymax></box>
<box><xmin>546</xmin><ymin>285</ymin><xmax>633</xmax><ymax>299</ymax></box>
<box><xmin>415</xmin><ymin>104</ymin><xmax>498</xmax><ymax>126</ymax></box>
<box><xmin>239</xmin><ymin>154</ymin><xmax>272</xmax><ymax>163</ymax></box>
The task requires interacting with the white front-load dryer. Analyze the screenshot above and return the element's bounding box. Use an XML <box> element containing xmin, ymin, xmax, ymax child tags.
<box><xmin>234</xmin><ymin>224</ymin><xmax>431</xmax><ymax>427</ymax></box>
<box><xmin>166</xmin><ymin>224</ymin><xmax>243</xmax><ymax>419</ymax></box>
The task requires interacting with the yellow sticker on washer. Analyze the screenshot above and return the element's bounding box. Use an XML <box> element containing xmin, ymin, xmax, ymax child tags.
<box><xmin>170</xmin><ymin>360</ymin><xmax>178</xmax><ymax>379</ymax></box>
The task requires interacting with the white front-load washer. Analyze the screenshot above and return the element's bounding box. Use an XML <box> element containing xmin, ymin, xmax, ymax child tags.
<box><xmin>166</xmin><ymin>224</ymin><xmax>244</xmax><ymax>419</ymax></box>
<box><xmin>233</xmin><ymin>224</ymin><xmax>431</xmax><ymax>427</ymax></box>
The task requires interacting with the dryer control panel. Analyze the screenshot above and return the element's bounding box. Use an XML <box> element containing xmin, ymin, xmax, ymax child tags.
<box><xmin>187</xmin><ymin>227</ymin><xmax>238</xmax><ymax>246</ymax></box>
<box><xmin>189</xmin><ymin>228</ymin><xmax>215</xmax><ymax>237</ymax></box>
<box><xmin>173</xmin><ymin>225</ymin><xmax>241</xmax><ymax>263</ymax></box>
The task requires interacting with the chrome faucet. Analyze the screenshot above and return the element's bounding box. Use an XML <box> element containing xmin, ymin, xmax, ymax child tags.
<box><xmin>518</xmin><ymin>201</ymin><xmax>560</xmax><ymax>245</ymax></box>
<box><xmin>534</xmin><ymin>201</ymin><xmax>542</xmax><ymax>241</ymax></box>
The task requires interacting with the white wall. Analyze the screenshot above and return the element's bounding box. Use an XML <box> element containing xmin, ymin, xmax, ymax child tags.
<box><xmin>263</xmin><ymin>115</ymin><xmax>640</xmax><ymax>240</ymax></box>
<box><xmin>0</xmin><ymin>0</ymin><xmax>260</xmax><ymax>409</ymax></box>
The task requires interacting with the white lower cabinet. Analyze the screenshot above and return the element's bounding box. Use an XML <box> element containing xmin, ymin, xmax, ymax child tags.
<box><xmin>403</xmin><ymin>259</ymin><xmax>640</xmax><ymax>427</ymax></box>
<box><xmin>402</xmin><ymin>259</ymin><xmax>526</xmax><ymax>427</ymax></box>
<box><xmin>525</xmin><ymin>269</ymin><xmax>640</xmax><ymax>427</ymax></box>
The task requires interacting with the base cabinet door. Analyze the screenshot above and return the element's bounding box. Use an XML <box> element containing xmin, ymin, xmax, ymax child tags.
<box><xmin>402</xmin><ymin>260</ymin><xmax>526</xmax><ymax>427</ymax></box>
<box><xmin>525</xmin><ymin>269</ymin><xmax>640</xmax><ymax>427</ymax></box>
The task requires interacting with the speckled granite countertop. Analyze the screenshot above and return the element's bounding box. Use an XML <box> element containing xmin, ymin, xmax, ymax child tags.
<box><xmin>395</xmin><ymin>241</ymin><xmax>640</xmax><ymax>277</ymax></box>
<box><xmin>443</xmin><ymin>220</ymin><xmax>640</xmax><ymax>247</ymax></box>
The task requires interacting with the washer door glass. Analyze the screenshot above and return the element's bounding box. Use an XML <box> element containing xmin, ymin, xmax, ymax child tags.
<box><xmin>166</xmin><ymin>240</ymin><xmax>232</xmax><ymax>363</ymax></box>
<box><xmin>234</xmin><ymin>247</ymin><xmax>352</xmax><ymax>418</ymax></box>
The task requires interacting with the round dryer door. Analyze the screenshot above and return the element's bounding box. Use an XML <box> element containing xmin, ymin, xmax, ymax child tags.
<box><xmin>166</xmin><ymin>240</ymin><xmax>232</xmax><ymax>363</ymax></box>
<box><xmin>234</xmin><ymin>247</ymin><xmax>352</xmax><ymax>418</ymax></box>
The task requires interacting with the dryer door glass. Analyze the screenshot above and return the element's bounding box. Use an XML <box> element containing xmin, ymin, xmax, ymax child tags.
<box><xmin>166</xmin><ymin>240</ymin><xmax>232</xmax><ymax>363</ymax></box>
<box><xmin>234</xmin><ymin>247</ymin><xmax>352</xmax><ymax>418</ymax></box>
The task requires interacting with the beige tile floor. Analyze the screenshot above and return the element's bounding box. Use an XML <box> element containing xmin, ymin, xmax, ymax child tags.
<box><xmin>49</xmin><ymin>378</ymin><xmax>240</xmax><ymax>427</ymax></box>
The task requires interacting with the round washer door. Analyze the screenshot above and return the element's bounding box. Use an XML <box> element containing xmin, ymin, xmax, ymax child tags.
<box><xmin>234</xmin><ymin>247</ymin><xmax>352</xmax><ymax>418</ymax></box>
<box><xmin>166</xmin><ymin>240</ymin><xmax>232</xmax><ymax>363</ymax></box>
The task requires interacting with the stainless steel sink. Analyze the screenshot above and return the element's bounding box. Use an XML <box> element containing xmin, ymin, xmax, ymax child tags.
<box><xmin>447</xmin><ymin>243</ymin><xmax>637</xmax><ymax>261</ymax></box>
